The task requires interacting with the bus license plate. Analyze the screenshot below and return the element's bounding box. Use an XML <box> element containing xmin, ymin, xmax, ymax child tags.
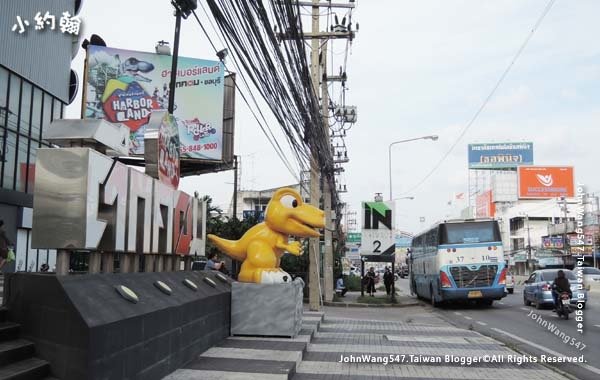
<box><xmin>468</xmin><ymin>291</ymin><xmax>483</xmax><ymax>298</ymax></box>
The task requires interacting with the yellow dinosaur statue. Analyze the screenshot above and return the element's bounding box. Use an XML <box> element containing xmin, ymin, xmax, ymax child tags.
<box><xmin>207</xmin><ymin>188</ymin><xmax>325</xmax><ymax>284</ymax></box>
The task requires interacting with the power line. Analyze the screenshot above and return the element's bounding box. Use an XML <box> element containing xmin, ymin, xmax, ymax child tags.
<box><xmin>401</xmin><ymin>0</ymin><xmax>557</xmax><ymax>196</ymax></box>
<box><xmin>190</xmin><ymin>7</ymin><xmax>303</xmax><ymax>182</ymax></box>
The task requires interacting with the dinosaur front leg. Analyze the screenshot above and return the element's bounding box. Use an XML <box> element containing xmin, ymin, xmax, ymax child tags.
<box><xmin>240</xmin><ymin>241</ymin><xmax>292</xmax><ymax>284</ymax></box>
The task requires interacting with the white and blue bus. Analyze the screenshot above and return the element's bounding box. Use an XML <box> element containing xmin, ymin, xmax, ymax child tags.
<box><xmin>410</xmin><ymin>219</ymin><xmax>507</xmax><ymax>306</ymax></box>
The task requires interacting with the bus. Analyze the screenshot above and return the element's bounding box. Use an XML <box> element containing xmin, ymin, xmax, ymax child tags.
<box><xmin>409</xmin><ymin>218</ymin><xmax>507</xmax><ymax>306</ymax></box>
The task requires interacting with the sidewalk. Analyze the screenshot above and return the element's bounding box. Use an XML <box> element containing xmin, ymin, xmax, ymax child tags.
<box><xmin>325</xmin><ymin>289</ymin><xmax>420</xmax><ymax>308</ymax></box>
<box><xmin>164</xmin><ymin>305</ymin><xmax>569</xmax><ymax>380</ymax></box>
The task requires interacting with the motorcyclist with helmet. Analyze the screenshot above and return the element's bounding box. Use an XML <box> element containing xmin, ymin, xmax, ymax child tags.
<box><xmin>551</xmin><ymin>270</ymin><xmax>572</xmax><ymax>311</ymax></box>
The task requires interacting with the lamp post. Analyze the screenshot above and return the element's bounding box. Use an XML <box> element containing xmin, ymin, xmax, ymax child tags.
<box><xmin>388</xmin><ymin>196</ymin><xmax>414</xmax><ymax>302</ymax></box>
<box><xmin>388</xmin><ymin>135</ymin><xmax>438</xmax><ymax>200</ymax></box>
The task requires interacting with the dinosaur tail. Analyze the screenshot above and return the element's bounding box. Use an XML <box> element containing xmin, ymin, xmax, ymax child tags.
<box><xmin>207</xmin><ymin>234</ymin><xmax>247</xmax><ymax>261</ymax></box>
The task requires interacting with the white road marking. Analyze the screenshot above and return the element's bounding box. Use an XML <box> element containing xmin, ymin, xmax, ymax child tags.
<box><xmin>454</xmin><ymin>312</ymin><xmax>463</xmax><ymax>316</ymax></box>
<box><xmin>464</xmin><ymin>316</ymin><xmax>473</xmax><ymax>320</ymax></box>
<box><xmin>476</xmin><ymin>321</ymin><xmax>488</xmax><ymax>326</ymax></box>
<box><xmin>491</xmin><ymin>328</ymin><xmax>600</xmax><ymax>376</ymax></box>
<box><xmin>595</xmin><ymin>325</ymin><xmax>600</xmax><ymax>329</ymax></box>
<box><xmin>498</xmin><ymin>302</ymin><xmax>505</xmax><ymax>305</ymax></box>
<box><xmin>520</xmin><ymin>307</ymin><xmax>530</xmax><ymax>311</ymax></box>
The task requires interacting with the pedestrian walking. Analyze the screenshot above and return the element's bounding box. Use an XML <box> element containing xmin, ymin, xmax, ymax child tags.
<box><xmin>365</xmin><ymin>267</ymin><xmax>377</xmax><ymax>296</ymax></box>
<box><xmin>383</xmin><ymin>267</ymin><xmax>394</xmax><ymax>295</ymax></box>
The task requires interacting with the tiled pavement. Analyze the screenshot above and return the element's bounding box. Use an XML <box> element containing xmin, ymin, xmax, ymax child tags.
<box><xmin>164</xmin><ymin>310</ymin><xmax>568</xmax><ymax>380</ymax></box>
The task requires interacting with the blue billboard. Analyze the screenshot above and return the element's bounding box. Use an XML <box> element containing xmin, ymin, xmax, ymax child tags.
<box><xmin>468</xmin><ymin>142</ymin><xmax>533</xmax><ymax>169</ymax></box>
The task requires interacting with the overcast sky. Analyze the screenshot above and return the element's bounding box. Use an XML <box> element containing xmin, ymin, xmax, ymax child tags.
<box><xmin>67</xmin><ymin>0</ymin><xmax>600</xmax><ymax>234</ymax></box>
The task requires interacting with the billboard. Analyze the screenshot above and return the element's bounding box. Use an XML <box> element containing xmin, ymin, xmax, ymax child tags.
<box><xmin>518</xmin><ymin>166</ymin><xmax>574</xmax><ymax>199</ymax></box>
<box><xmin>475</xmin><ymin>189</ymin><xmax>496</xmax><ymax>218</ymax></box>
<box><xmin>542</xmin><ymin>237</ymin><xmax>564</xmax><ymax>249</ymax></box>
<box><xmin>83</xmin><ymin>45</ymin><xmax>224</xmax><ymax>161</ymax></box>
<box><xmin>468</xmin><ymin>142</ymin><xmax>533</xmax><ymax>169</ymax></box>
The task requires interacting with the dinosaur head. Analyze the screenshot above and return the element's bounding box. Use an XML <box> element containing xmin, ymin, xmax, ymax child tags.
<box><xmin>264</xmin><ymin>188</ymin><xmax>325</xmax><ymax>238</ymax></box>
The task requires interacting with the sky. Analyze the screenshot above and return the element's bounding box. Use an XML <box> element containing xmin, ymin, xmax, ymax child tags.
<box><xmin>67</xmin><ymin>0</ymin><xmax>600</xmax><ymax>234</ymax></box>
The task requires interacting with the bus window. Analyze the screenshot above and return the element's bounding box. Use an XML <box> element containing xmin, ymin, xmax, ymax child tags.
<box><xmin>440</xmin><ymin>221</ymin><xmax>501</xmax><ymax>245</ymax></box>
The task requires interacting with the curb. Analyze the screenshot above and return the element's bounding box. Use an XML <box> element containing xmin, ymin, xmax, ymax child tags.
<box><xmin>323</xmin><ymin>300</ymin><xmax>421</xmax><ymax>308</ymax></box>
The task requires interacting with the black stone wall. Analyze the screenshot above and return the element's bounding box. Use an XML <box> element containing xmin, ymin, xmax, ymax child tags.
<box><xmin>4</xmin><ymin>270</ymin><xmax>231</xmax><ymax>380</ymax></box>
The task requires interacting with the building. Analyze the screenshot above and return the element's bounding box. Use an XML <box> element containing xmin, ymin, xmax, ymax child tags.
<box><xmin>228</xmin><ymin>183</ymin><xmax>305</xmax><ymax>220</ymax></box>
<box><xmin>0</xmin><ymin>0</ymin><xmax>79</xmax><ymax>272</ymax></box>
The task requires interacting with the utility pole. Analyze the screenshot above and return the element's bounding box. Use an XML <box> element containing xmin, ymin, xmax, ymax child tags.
<box><xmin>282</xmin><ymin>0</ymin><xmax>356</xmax><ymax>310</ymax></box>
<box><xmin>525</xmin><ymin>214</ymin><xmax>532</xmax><ymax>274</ymax></box>
<box><xmin>561</xmin><ymin>196</ymin><xmax>568</xmax><ymax>268</ymax></box>
<box><xmin>308</xmin><ymin>0</ymin><xmax>322</xmax><ymax>311</ymax></box>
<box><xmin>321</xmin><ymin>41</ymin><xmax>334</xmax><ymax>302</ymax></box>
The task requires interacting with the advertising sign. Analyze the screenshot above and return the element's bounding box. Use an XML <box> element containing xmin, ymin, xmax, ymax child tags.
<box><xmin>518</xmin><ymin>166</ymin><xmax>574</xmax><ymax>199</ymax></box>
<box><xmin>158</xmin><ymin>113</ymin><xmax>180</xmax><ymax>189</ymax></box>
<box><xmin>360</xmin><ymin>201</ymin><xmax>395</xmax><ymax>257</ymax></box>
<box><xmin>542</xmin><ymin>237</ymin><xmax>564</xmax><ymax>249</ymax></box>
<box><xmin>475</xmin><ymin>189</ymin><xmax>496</xmax><ymax>218</ymax></box>
<box><xmin>83</xmin><ymin>45</ymin><xmax>224</xmax><ymax>160</ymax></box>
<box><xmin>468</xmin><ymin>142</ymin><xmax>533</xmax><ymax>169</ymax></box>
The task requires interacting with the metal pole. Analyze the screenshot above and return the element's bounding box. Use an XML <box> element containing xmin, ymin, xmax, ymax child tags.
<box><xmin>391</xmin><ymin>261</ymin><xmax>396</xmax><ymax>302</ymax></box>
<box><xmin>526</xmin><ymin>215</ymin><xmax>531</xmax><ymax>274</ymax></box>
<box><xmin>388</xmin><ymin>144</ymin><xmax>393</xmax><ymax>200</ymax></box>
<box><xmin>563</xmin><ymin>197</ymin><xmax>568</xmax><ymax>268</ymax></box>
<box><xmin>233</xmin><ymin>155</ymin><xmax>238</xmax><ymax>220</ymax></box>
<box><xmin>168</xmin><ymin>10</ymin><xmax>182</xmax><ymax>114</ymax></box>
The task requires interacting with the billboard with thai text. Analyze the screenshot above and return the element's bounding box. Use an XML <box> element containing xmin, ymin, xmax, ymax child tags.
<box><xmin>468</xmin><ymin>142</ymin><xmax>533</xmax><ymax>169</ymax></box>
<box><xmin>83</xmin><ymin>45</ymin><xmax>224</xmax><ymax>161</ymax></box>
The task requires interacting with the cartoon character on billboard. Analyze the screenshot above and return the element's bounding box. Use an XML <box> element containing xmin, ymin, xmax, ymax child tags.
<box><xmin>86</xmin><ymin>49</ymin><xmax>171</xmax><ymax>154</ymax></box>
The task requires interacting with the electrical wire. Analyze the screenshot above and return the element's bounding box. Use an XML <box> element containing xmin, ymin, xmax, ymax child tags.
<box><xmin>400</xmin><ymin>0</ymin><xmax>557</xmax><ymax>196</ymax></box>
<box><xmin>191</xmin><ymin>7</ymin><xmax>303</xmax><ymax>182</ymax></box>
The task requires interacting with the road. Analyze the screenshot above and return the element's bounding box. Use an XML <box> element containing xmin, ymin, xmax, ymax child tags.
<box><xmin>396</xmin><ymin>278</ymin><xmax>600</xmax><ymax>380</ymax></box>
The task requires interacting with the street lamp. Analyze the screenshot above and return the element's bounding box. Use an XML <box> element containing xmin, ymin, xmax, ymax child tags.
<box><xmin>388</xmin><ymin>135</ymin><xmax>438</xmax><ymax>200</ymax></box>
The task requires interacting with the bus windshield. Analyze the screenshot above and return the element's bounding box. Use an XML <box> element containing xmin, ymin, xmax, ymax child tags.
<box><xmin>440</xmin><ymin>221</ymin><xmax>501</xmax><ymax>245</ymax></box>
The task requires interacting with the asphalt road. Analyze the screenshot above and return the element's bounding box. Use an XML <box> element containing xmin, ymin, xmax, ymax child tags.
<box><xmin>396</xmin><ymin>278</ymin><xmax>600</xmax><ymax>380</ymax></box>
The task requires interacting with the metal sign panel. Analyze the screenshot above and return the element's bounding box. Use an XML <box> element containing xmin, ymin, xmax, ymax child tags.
<box><xmin>360</xmin><ymin>201</ymin><xmax>394</xmax><ymax>256</ymax></box>
<box><xmin>32</xmin><ymin>147</ymin><xmax>206</xmax><ymax>255</ymax></box>
<box><xmin>468</xmin><ymin>142</ymin><xmax>533</xmax><ymax>169</ymax></box>
<box><xmin>83</xmin><ymin>45</ymin><xmax>224</xmax><ymax>161</ymax></box>
<box><xmin>518</xmin><ymin>166</ymin><xmax>575</xmax><ymax>199</ymax></box>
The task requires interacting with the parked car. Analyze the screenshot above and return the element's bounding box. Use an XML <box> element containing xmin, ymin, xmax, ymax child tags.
<box><xmin>523</xmin><ymin>269</ymin><xmax>588</xmax><ymax>309</ymax></box>
<box><xmin>581</xmin><ymin>267</ymin><xmax>600</xmax><ymax>290</ymax></box>
<box><xmin>505</xmin><ymin>271</ymin><xmax>515</xmax><ymax>294</ymax></box>
<box><xmin>398</xmin><ymin>265</ymin><xmax>409</xmax><ymax>278</ymax></box>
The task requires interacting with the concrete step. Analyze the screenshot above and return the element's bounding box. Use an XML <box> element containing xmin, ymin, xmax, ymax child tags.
<box><xmin>0</xmin><ymin>357</ymin><xmax>49</xmax><ymax>380</ymax></box>
<box><xmin>0</xmin><ymin>323</ymin><xmax>19</xmax><ymax>343</ymax></box>
<box><xmin>0</xmin><ymin>339</ymin><xmax>35</xmax><ymax>367</ymax></box>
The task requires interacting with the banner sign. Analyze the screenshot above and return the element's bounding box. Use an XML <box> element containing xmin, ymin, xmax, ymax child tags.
<box><xmin>518</xmin><ymin>166</ymin><xmax>574</xmax><ymax>199</ymax></box>
<box><xmin>360</xmin><ymin>201</ymin><xmax>395</xmax><ymax>256</ymax></box>
<box><xmin>542</xmin><ymin>237</ymin><xmax>564</xmax><ymax>249</ymax></box>
<box><xmin>468</xmin><ymin>142</ymin><xmax>533</xmax><ymax>169</ymax></box>
<box><xmin>83</xmin><ymin>45</ymin><xmax>224</xmax><ymax>160</ymax></box>
<box><xmin>475</xmin><ymin>189</ymin><xmax>496</xmax><ymax>218</ymax></box>
<box><xmin>158</xmin><ymin>113</ymin><xmax>180</xmax><ymax>189</ymax></box>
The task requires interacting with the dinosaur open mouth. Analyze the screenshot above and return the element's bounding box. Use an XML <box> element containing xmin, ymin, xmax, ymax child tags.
<box><xmin>288</xmin><ymin>218</ymin><xmax>322</xmax><ymax>238</ymax></box>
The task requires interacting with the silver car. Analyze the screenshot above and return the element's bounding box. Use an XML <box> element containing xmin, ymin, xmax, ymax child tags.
<box><xmin>523</xmin><ymin>269</ymin><xmax>588</xmax><ymax>309</ymax></box>
<box><xmin>581</xmin><ymin>267</ymin><xmax>600</xmax><ymax>290</ymax></box>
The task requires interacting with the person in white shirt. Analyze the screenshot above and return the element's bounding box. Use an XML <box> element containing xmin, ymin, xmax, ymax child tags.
<box><xmin>336</xmin><ymin>275</ymin><xmax>347</xmax><ymax>297</ymax></box>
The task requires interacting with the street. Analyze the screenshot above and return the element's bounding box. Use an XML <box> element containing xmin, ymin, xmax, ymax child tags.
<box><xmin>396</xmin><ymin>278</ymin><xmax>600</xmax><ymax>380</ymax></box>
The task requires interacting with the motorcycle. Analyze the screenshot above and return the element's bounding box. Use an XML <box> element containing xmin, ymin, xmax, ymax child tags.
<box><xmin>555</xmin><ymin>291</ymin><xmax>573</xmax><ymax>320</ymax></box>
